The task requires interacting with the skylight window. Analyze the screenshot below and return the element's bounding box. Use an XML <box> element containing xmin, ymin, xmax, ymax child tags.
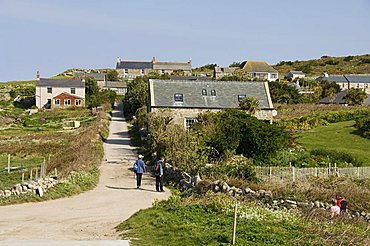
<box><xmin>210</xmin><ymin>89</ymin><xmax>216</xmax><ymax>96</ymax></box>
<box><xmin>238</xmin><ymin>95</ymin><xmax>246</xmax><ymax>102</ymax></box>
<box><xmin>174</xmin><ymin>93</ymin><xmax>183</xmax><ymax>102</ymax></box>
<box><xmin>202</xmin><ymin>89</ymin><xmax>207</xmax><ymax>96</ymax></box>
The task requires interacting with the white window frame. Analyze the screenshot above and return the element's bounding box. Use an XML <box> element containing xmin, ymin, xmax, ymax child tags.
<box><xmin>75</xmin><ymin>99</ymin><xmax>82</xmax><ymax>106</ymax></box>
<box><xmin>184</xmin><ymin>118</ymin><xmax>196</xmax><ymax>129</ymax></box>
<box><xmin>47</xmin><ymin>87</ymin><xmax>52</xmax><ymax>93</ymax></box>
<box><xmin>54</xmin><ymin>99</ymin><xmax>60</xmax><ymax>105</ymax></box>
<box><xmin>174</xmin><ymin>93</ymin><xmax>183</xmax><ymax>102</ymax></box>
<box><xmin>64</xmin><ymin>99</ymin><xmax>71</xmax><ymax>106</ymax></box>
<box><xmin>70</xmin><ymin>88</ymin><xmax>76</xmax><ymax>94</ymax></box>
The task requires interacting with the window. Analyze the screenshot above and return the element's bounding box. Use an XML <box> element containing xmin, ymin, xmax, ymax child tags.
<box><xmin>342</xmin><ymin>83</ymin><xmax>346</xmax><ymax>88</ymax></box>
<box><xmin>47</xmin><ymin>99</ymin><xmax>51</xmax><ymax>105</ymax></box>
<box><xmin>202</xmin><ymin>89</ymin><xmax>207</xmax><ymax>96</ymax></box>
<box><xmin>185</xmin><ymin>118</ymin><xmax>196</xmax><ymax>129</ymax></box>
<box><xmin>141</xmin><ymin>69</ymin><xmax>145</xmax><ymax>75</ymax></box>
<box><xmin>124</xmin><ymin>69</ymin><xmax>128</xmax><ymax>74</ymax></box>
<box><xmin>75</xmin><ymin>99</ymin><xmax>82</xmax><ymax>106</ymax></box>
<box><xmin>238</xmin><ymin>95</ymin><xmax>246</xmax><ymax>102</ymax></box>
<box><xmin>365</xmin><ymin>83</ymin><xmax>369</xmax><ymax>89</ymax></box>
<box><xmin>356</xmin><ymin>83</ymin><xmax>360</xmax><ymax>88</ymax></box>
<box><xmin>161</xmin><ymin>69</ymin><xmax>165</xmax><ymax>74</ymax></box>
<box><xmin>210</xmin><ymin>89</ymin><xmax>216</xmax><ymax>96</ymax></box>
<box><xmin>70</xmin><ymin>88</ymin><xmax>76</xmax><ymax>94</ymax></box>
<box><xmin>54</xmin><ymin>99</ymin><xmax>60</xmax><ymax>105</ymax></box>
<box><xmin>174</xmin><ymin>93</ymin><xmax>183</xmax><ymax>102</ymax></box>
<box><xmin>64</xmin><ymin>99</ymin><xmax>71</xmax><ymax>106</ymax></box>
<box><xmin>271</xmin><ymin>73</ymin><xmax>277</xmax><ymax>79</ymax></box>
<box><xmin>47</xmin><ymin>87</ymin><xmax>52</xmax><ymax>93</ymax></box>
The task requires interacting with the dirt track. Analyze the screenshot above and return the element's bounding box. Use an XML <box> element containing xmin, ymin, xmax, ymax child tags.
<box><xmin>0</xmin><ymin>103</ymin><xmax>170</xmax><ymax>241</ymax></box>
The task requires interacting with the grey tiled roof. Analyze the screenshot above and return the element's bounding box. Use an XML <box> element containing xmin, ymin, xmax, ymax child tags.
<box><xmin>320</xmin><ymin>91</ymin><xmax>370</xmax><ymax>106</ymax></box>
<box><xmin>105</xmin><ymin>81</ymin><xmax>127</xmax><ymax>88</ymax></box>
<box><xmin>149</xmin><ymin>80</ymin><xmax>273</xmax><ymax>109</ymax></box>
<box><xmin>116</xmin><ymin>61</ymin><xmax>153</xmax><ymax>69</ymax></box>
<box><xmin>316</xmin><ymin>74</ymin><xmax>370</xmax><ymax>83</ymax></box>
<box><xmin>170</xmin><ymin>76</ymin><xmax>212</xmax><ymax>81</ymax></box>
<box><xmin>74</xmin><ymin>72</ymin><xmax>106</xmax><ymax>81</ymax></box>
<box><xmin>36</xmin><ymin>78</ymin><xmax>85</xmax><ymax>88</ymax></box>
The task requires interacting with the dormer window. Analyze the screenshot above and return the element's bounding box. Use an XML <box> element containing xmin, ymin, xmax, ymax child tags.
<box><xmin>210</xmin><ymin>89</ymin><xmax>216</xmax><ymax>96</ymax></box>
<box><xmin>174</xmin><ymin>93</ymin><xmax>183</xmax><ymax>102</ymax></box>
<box><xmin>238</xmin><ymin>95</ymin><xmax>246</xmax><ymax>102</ymax></box>
<box><xmin>202</xmin><ymin>89</ymin><xmax>207</xmax><ymax>96</ymax></box>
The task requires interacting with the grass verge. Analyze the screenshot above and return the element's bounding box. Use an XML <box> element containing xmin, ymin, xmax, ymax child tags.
<box><xmin>297</xmin><ymin>120</ymin><xmax>370</xmax><ymax>166</ymax></box>
<box><xmin>117</xmin><ymin>192</ymin><xmax>369</xmax><ymax>246</ymax></box>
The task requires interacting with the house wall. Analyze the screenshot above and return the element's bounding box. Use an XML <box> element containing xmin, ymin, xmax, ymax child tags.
<box><xmin>287</xmin><ymin>73</ymin><xmax>305</xmax><ymax>80</ymax></box>
<box><xmin>338</xmin><ymin>82</ymin><xmax>370</xmax><ymax>94</ymax></box>
<box><xmin>36</xmin><ymin>86</ymin><xmax>85</xmax><ymax>109</ymax></box>
<box><xmin>52</xmin><ymin>94</ymin><xmax>84</xmax><ymax>108</ymax></box>
<box><xmin>150</xmin><ymin>107</ymin><xmax>274</xmax><ymax>128</ymax></box>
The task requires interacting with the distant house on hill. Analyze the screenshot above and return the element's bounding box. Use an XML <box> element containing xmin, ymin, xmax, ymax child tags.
<box><xmin>286</xmin><ymin>71</ymin><xmax>305</xmax><ymax>81</ymax></box>
<box><xmin>213</xmin><ymin>66</ymin><xmax>237</xmax><ymax>79</ymax></box>
<box><xmin>116</xmin><ymin>57</ymin><xmax>192</xmax><ymax>79</ymax></box>
<box><xmin>316</xmin><ymin>73</ymin><xmax>370</xmax><ymax>94</ymax></box>
<box><xmin>103</xmin><ymin>81</ymin><xmax>128</xmax><ymax>95</ymax></box>
<box><xmin>319</xmin><ymin>90</ymin><xmax>370</xmax><ymax>106</ymax></box>
<box><xmin>35</xmin><ymin>72</ymin><xmax>85</xmax><ymax>109</ymax></box>
<box><xmin>73</xmin><ymin>72</ymin><xmax>106</xmax><ymax>89</ymax></box>
<box><xmin>214</xmin><ymin>61</ymin><xmax>278</xmax><ymax>81</ymax></box>
<box><xmin>148</xmin><ymin>79</ymin><xmax>275</xmax><ymax>128</ymax></box>
<box><xmin>240</xmin><ymin>61</ymin><xmax>278</xmax><ymax>82</ymax></box>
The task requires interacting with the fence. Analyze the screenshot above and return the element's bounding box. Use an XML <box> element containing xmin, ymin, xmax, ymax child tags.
<box><xmin>0</xmin><ymin>154</ymin><xmax>56</xmax><ymax>185</ymax></box>
<box><xmin>255</xmin><ymin>166</ymin><xmax>370</xmax><ymax>183</ymax></box>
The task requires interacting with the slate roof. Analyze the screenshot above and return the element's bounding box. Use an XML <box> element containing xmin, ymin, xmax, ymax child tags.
<box><xmin>240</xmin><ymin>61</ymin><xmax>278</xmax><ymax>73</ymax></box>
<box><xmin>316</xmin><ymin>74</ymin><xmax>370</xmax><ymax>83</ymax></box>
<box><xmin>116</xmin><ymin>60</ymin><xmax>153</xmax><ymax>69</ymax></box>
<box><xmin>320</xmin><ymin>90</ymin><xmax>370</xmax><ymax>106</ymax></box>
<box><xmin>149</xmin><ymin>80</ymin><xmax>273</xmax><ymax>109</ymax></box>
<box><xmin>105</xmin><ymin>81</ymin><xmax>127</xmax><ymax>88</ymax></box>
<box><xmin>74</xmin><ymin>72</ymin><xmax>106</xmax><ymax>81</ymax></box>
<box><xmin>170</xmin><ymin>76</ymin><xmax>212</xmax><ymax>81</ymax></box>
<box><xmin>288</xmin><ymin>71</ymin><xmax>305</xmax><ymax>75</ymax></box>
<box><xmin>36</xmin><ymin>78</ymin><xmax>85</xmax><ymax>88</ymax></box>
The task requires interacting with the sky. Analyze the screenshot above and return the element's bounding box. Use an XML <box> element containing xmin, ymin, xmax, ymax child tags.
<box><xmin>0</xmin><ymin>0</ymin><xmax>370</xmax><ymax>82</ymax></box>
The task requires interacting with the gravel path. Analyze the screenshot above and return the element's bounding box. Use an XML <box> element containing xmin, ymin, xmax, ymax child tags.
<box><xmin>0</xmin><ymin>103</ymin><xmax>170</xmax><ymax>244</ymax></box>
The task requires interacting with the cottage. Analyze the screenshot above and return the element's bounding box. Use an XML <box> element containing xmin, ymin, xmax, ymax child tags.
<box><xmin>148</xmin><ymin>79</ymin><xmax>275</xmax><ymax>128</ymax></box>
<box><xmin>286</xmin><ymin>71</ymin><xmax>305</xmax><ymax>81</ymax></box>
<box><xmin>213</xmin><ymin>66</ymin><xmax>237</xmax><ymax>79</ymax></box>
<box><xmin>240</xmin><ymin>61</ymin><xmax>279</xmax><ymax>82</ymax></box>
<box><xmin>74</xmin><ymin>72</ymin><xmax>106</xmax><ymax>89</ymax></box>
<box><xmin>104</xmin><ymin>81</ymin><xmax>128</xmax><ymax>95</ymax></box>
<box><xmin>35</xmin><ymin>72</ymin><xmax>85</xmax><ymax>109</ymax></box>
<box><xmin>316</xmin><ymin>73</ymin><xmax>370</xmax><ymax>94</ymax></box>
<box><xmin>116</xmin><ymin>57</ymin><xmax>192</xmax><ymax>79</ymax></box>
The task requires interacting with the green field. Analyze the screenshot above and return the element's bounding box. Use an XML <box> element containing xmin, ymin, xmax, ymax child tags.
<box><xmin>297</xmin><ymin>121</ymin><xmax>370</xmax><ymax>166</ymax></box>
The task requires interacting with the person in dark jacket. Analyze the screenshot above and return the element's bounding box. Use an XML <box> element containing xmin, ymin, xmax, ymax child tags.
<box><xmin>155</xmin><ymin>157</ymin><xmax>164</xmax><ymax>192</ymax></box>
<box><xmin>133</xmin><ymin>154</ymin><xmax>146</xmax><ymax>189</ymax></box>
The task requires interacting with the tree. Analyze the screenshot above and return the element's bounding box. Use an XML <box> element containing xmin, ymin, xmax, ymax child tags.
<box><xmin>346</xmin><ymin>88</ymin><xmax>367</xmax><ymax>105</ymax></box>
<box><xmin>239</xmin><ymin>97</ymin><xmax>260</xmax><ymax>114</ymax></box>
<box><xmin>268</xmin><ymin>81</ymin><xmax>302</xmax><ymax>104</ymax></box>
<box><xmin>327</xmin><ymin>87</ymin><xmax>337</xmax><ymax>103</ymax></box>
<box><xmin>106</xmin><ymin>70</ymin><xmax>119</xmax><ymax>81</ymax></box>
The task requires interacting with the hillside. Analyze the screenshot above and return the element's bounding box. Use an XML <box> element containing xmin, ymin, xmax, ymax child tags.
<box><xmin>273</xmin><ymin>54</ymin><xmax>370</xmax><ymax>77</ymax></box>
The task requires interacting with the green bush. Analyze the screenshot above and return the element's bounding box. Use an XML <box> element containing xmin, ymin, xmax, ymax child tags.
<box><xmin>355</xmin><ymin>116</ymin><xmax>370</xmax><ymax>138</ymax></box>
<box><xmin>310</xmin><ymin>149</ymin><xmax>363</xmax><ymax>167</ymax></box>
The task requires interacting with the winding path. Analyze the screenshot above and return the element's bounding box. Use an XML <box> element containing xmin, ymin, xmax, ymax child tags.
<box><xmin>0</xmin><ymin>103</ymin><xmax>170</xmax><ymax>245</ymax></box>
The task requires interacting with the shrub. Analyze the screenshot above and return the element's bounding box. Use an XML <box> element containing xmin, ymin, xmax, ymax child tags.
<box><xmin>310</xmin><ymin>149</ymin><xmax>363</xmax><ymax>167</ymax></box>
<box><xmin>355</xmin><ymin>116</ymin><xmax>370</xmax><ymax>138</ymax></box>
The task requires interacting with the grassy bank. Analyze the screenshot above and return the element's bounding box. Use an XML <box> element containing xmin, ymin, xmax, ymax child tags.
<box><xmin>117</xmin><ymin>193</ymin><xmax>369</xmax><ymax>245</ymax></box>
<box><xmin>297</xmin><ymin>121</ymin><xmax>370</xmax><ymax>166</ymax></box>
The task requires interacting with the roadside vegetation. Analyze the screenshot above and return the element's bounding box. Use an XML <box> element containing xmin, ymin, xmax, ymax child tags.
<box><xmin>0</xmin><ymin>78</ymin><xmax>115</xmax><ymax>205</ymax></box>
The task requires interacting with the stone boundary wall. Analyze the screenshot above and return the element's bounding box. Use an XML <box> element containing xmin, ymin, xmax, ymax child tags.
<box><xmin>164</xmin><ymin>163</ymin><xmax>370</xmax><ymax>222</ymax></box>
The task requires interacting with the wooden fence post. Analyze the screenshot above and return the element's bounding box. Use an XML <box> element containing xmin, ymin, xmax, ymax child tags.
<box><xmin>269</xmin><ymin>167</ymin><xmax>272</xmax><ymax>180</ymax></box>
<box><xmin>22</xmin><ymin>173</ymin><xmax>24</xmax><ymax>183</ymax></box>
<box><xmin>232</xmin><ymin>201</ymin><xmax>238</xmax><ymax>245</ymax></box>
<box><xmin>292</xmin><ymin>167</ymin><xmax>296</xmax><ymax>182</ymax></box>
<box><xmin>30</xmin><ymin>169</ymin><xmax>33</xmax><ymax>181</ymax></box>
<box><xmin>357</xmin><ymin>167</ymin><xmax>360</xmax><ymax>179</ymax></box>
<box><xmin>7</xmin><ymin>154</ymin><xmax>10</xmax><ymax>173</ymax></box>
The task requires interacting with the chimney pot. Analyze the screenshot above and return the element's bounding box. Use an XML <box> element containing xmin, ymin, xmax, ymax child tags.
<box><xmin>36</xmin><ymin>71</ymin><xmax>40</xmax><ymax>80</ymax></box>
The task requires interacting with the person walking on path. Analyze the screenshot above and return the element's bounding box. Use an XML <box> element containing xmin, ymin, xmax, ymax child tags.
<box><xmin>133</xmin><ymin>154</ymin><xmax>146</xmax><ymax>189</ymax></box>
<box><xmin>155</xmin><ymin>157</ymin><xmax>164</xmax><ymax>192</ymax></box>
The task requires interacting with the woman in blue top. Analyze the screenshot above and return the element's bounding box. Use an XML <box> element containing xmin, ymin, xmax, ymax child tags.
<box><xmin>133</xmin><ymin>154</ymin><xmax>146</xmax><ymax>189</ymax></box>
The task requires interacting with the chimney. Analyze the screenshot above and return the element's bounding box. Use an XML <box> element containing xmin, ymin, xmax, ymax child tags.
<box><xmin>36</xmin><ymin>71</ymin><xmax>40</xmax><ymax>80</ymax></box>
<box><xmin>323</xmin><ymin>72</ymin><xmax>329</xmax><ymax>77</ymax></box>
<box><xmin>117</xmin><ymin>57</ymin><xmax>121</xmax><ymax>64</ymax></box>
<box><xmin>152</xmin><ymin>57</ymin><xmax>156</xmax><ymax>63</ymax></box>
<box><xmin>188</xmin><ymin>57</ymin><xmax>192</xmax><ymax>64</ymax></box>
